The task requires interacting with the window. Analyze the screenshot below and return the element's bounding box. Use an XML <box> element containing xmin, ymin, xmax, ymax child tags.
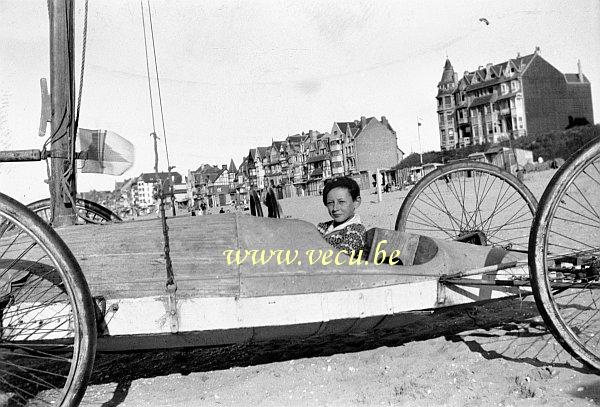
<box><xmin>487</xmin><ymin>122</ymin><xmax>493</xmax><ymax>134</ymax></box>
<box><xmin>501</xmin><ymin>83</ymin><xmax>507</xmax><ymax>94</ymax></box>
<box><xmin>511</xmin><ymin>80</ymin><xmax>520</xmax><ymax>91</ymax></box>
<box><xmin>448</xmin><ymin>129</ymin><xmax>454</xmax><ymax>138</ymax></box>
<box><xmin>444</xmin><ymin>96</ymin><xmax>451</xmax><ymax>106</ymax></box>
<box><xmin>484</xmin><ymin>105</ymin><xmax>490</xmax><ymax>114</ymax></box>
<box><xmin>518</xmin><ymin>117</ymin><xmax>524</xmax><ymax>129</ymax></box>
<box><xmin>516</xmin><ymin>97</ymin><xmax>523</xmax><ymax>109</ymax></box>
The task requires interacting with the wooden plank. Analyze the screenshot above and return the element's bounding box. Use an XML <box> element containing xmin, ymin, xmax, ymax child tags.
<box><xmin>6</xmin><ymin>213</ymin><xmax>524</xmax><ymax>302</ymax></box>
<box><xmin>56</xmin><ymin>214</ymin><xmax>240</xmax><ymax>299</ymax></box>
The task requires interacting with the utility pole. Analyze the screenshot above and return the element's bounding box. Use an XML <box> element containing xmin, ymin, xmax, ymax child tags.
<box><xmin>49</xmin><ymin>0</ymin><xmax>77</xmax><ymax>226</ymax></box>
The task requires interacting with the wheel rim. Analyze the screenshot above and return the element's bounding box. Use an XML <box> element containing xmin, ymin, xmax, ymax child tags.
<box><xmin>0</xmin><ymin>194</ymin><xmax>96</xmax><ymax>406</ymax></box>
<box><xmin>27</xmin><ymin>199</ymin><xmax>121</xmax><ymax>226</ymax></box>
<box><xmin>396</xmin><ymin>162</ymin><xmax>537</xmax><ymax>252</ymax></box>
<box><xmin>530</xmin><ymin>140</ymin><xmax>600</xmax><ymax>370</ymax></box>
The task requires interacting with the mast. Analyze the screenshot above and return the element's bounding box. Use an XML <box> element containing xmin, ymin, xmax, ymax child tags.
<box><xmin>49</xmin><ymin>0</ymin><xmax>77</xmax><ymax>226</ymax></box>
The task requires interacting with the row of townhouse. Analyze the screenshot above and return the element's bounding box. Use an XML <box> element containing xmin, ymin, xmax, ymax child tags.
<box><xmin>185</xmin><ymin>115</ymin><xmax>404</xmax><ymax>207</ymax></box>
<box><xmin>242</xmin><ymin>115</ymin><xmax>404</xmax><ymax>198</ymax></box>
<box><xmin>103</xmin><ymin>172</ymin><xmax>185</xmax><ymax>215</ymax></box>
<box><xmin>187</xmin><ymin>163</ymin><xmax>235</xmax><ymax>208</ymax></box>
<box><xmin>437</xmin><ymin>47</ymin><xmax>594</xmax><ymax>151</ymax></box>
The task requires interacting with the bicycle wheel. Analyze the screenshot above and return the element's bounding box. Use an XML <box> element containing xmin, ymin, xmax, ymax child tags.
<box><xmin>529</xmin><ymin>138</ymin><xmax>600</xmax><ymax>371</ymax></box>
<box><xmin>396</xmin><ymin>161</ymin><xmax>537</xmax><ymax>252</ymax></box>
<box><xmin>0</xmin><ymin>192</ymin><xmax>97</xmax><ymax>406</ymax></box>
<box><xmin>27</xmin><ymin>198</ymin><xmax>122</xmax><ymax>225</ymax></box>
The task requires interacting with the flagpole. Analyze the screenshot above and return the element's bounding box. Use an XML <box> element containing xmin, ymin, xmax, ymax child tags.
<box><xmin>417</xmin><ymin>116</ymin><xmax>423</xmax><ymax>165</ymax></box>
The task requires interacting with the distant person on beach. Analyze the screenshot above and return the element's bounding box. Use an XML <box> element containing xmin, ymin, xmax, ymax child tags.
<box><xmin>263</xmin><ymin>179</ymin><xmax>282</xmax><ymax>218</ymax></box>
<box><xmin>317</xmin><ymin>177</ymin><xmax>367</xmax><ymax>254</ymax></box>
<box><xmin>249</xmin><ymin>186</ymin><xmax>263</xmax><ymax>216</ymax></box>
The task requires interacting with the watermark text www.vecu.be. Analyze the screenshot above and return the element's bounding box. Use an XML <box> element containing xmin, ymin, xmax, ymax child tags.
<box><xmin>223</xmin><ymin>240</ymin><xmax>400</xmax><ymax>266</ymax></box>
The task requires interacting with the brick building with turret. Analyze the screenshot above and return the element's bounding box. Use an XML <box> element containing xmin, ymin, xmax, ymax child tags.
<box><xmin>436</xmin><ymin>47</ymin><xmax>594</xmax><ymax>150</ymax></box>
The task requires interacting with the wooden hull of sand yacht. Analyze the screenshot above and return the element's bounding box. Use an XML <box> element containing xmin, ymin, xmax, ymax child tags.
<box><xmin>52</xmin><ymin>213</ymin><xmax>528</xmax><ymax>352</ymax></box>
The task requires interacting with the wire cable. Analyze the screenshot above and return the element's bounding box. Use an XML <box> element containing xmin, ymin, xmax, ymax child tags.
<box><xmin>146</xmin><ymin>0</ymin><xmax>171</xmax><ymax>171</ymax></box>
<box><xmin>140</xmin><ymin>1</ymin><xmax>157</xmax><ymax>136</ymax></box>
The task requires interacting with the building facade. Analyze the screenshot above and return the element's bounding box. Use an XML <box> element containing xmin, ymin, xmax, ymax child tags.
<box><xmin>437</xmin><ymin>47</ymin><xmax>594</xmax><ymax>151</ymax></box>
<box><xmin>135</xmin><ymin>172</ymin><xmax>183</xmax><ymax>208</ymax></box>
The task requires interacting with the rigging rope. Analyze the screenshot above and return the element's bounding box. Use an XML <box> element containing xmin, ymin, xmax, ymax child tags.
<box><xmin>146</xmin><ymin>0</ymin><xmax>171</xmax><ymax>171</ymax></box>
<box><xmin>140</xmin><ymin>0</ymin><xmax>175</xmax><ymax>289</ymax></box>
<box><xmin>140</xmin><ymin>2</ymin><xmax>157</xmax><ymax>136</ymax></box>
<box><xmin>74</xmin><ymin>0</ymin><xmax>88</xmax><ymax>134</ymax></box>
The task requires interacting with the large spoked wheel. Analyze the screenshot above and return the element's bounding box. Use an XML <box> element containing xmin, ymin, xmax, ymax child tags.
<box><xmin>0</xmin><ymin>192</ymin><xmax>97</xmax><ymax>406</ymax></box>
<box><xmin>396</xmin><ymin>161</ymin><xmax>537</xmax><ymax>252</ymax></box>
<box><xmin>28</xmin><ymin>198</ymin><xmax>122</xmax><ymax>225</ymax></box>
<box><xmin>529</xmin><ymin>138</ymin><xmax>600</xmax><ymax>371</ymax></box>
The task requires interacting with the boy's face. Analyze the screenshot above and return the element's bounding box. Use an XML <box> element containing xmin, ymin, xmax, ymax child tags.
<box><xmin>325</xmin><ymin>187</ymin><xmax>361</xmax><ymax>224</ymax></box>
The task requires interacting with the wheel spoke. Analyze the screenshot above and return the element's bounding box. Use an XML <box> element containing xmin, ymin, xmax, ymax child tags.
<box><xmin>529</xmin><ymin>139</ymin><xmax>600</xmax><ymax>371</ymax></box>
<box><xmin>0</xmin><ymin>192</ymin><xmax>96</xmax><ymax>406</ymax></box>
<box><xmin>397</xmin><ymin>162</ymin><xmax>536</xmax><ymax>252</ymax></box>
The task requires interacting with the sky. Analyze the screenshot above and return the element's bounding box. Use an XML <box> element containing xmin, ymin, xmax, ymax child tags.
<box><xmin>1</xmin><ymin>0</ymin><xmax>599</xmax><ymax>203</ymax></box>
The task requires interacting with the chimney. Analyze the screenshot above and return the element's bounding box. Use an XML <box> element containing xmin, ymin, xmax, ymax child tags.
<box><xmin>222</xmin><ymin>165</ymin><xmax>227</xmax><ymax>170</ymax></box>
<box><xmin>486</xmin><ymin>63</ymin><xmax>493</xmax><ymax>69</ymax></box>
<box><xmin>453</xmin><ymin>72</ymin><xmax>458</xmax><ymax>84</ymax></box>
<box><xmin>309</xmin><ymin>129</ymin><xmax>316</xmax><ymax>142</ymax></box>
<box><xmin>578</xmin><ymin>59</ymin><xmax>583</xmax><ymax>82</ymax></box>
<box><xmin>516</xmin><ymin>52</ymin><xmax>521</xmax><ymax>59</ymax></box>
<box><xmin>535</xmin><ymin>46</ymin><xmax>540</xmax><ymax>54</ymax></box>
<box><xmin>354</xmin><ymin>120</ymin><xmax>359</xmax><ymax>127</ymax></box>
<box><xmin>381</xmin><ymin>116</ymin><xmax>388</xmax><ymax>126</ymax></box>
<box><xmin>361</xmin><ymin>116</ymin><xmax>366</xmax><ymax>129</ymax></box>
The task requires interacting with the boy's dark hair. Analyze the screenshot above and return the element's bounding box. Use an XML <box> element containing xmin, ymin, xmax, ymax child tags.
<box><xmin>322</xmin><ymin>176</ymin><xmax>361</xmax><ymax>205</ymax></box>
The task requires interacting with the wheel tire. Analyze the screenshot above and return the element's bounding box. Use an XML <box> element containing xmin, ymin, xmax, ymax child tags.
<box><xmin>27</xmin><ymin>198</ymin><xmax>122</xmax><ymax>225</ymax></box>
<box><xmin>0</xmin><ymin>192</ymin><xmax>97</xmax><ymax>406</ymax></box>
<box><xmin>396</xmin><ymin>161</ymin><xmax>537</xmax><ymax>251</ymax></box>
<box><xmin>529</xmin><ymin>137</ymin><xmax>600</xmax><ymax>371</ymax></box>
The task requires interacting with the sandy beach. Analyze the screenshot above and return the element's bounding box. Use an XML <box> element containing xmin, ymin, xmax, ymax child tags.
<box><xmin>82</xmin><ymin>168</ymin><xmax>600</xmax><ymax>407</ymax></box>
